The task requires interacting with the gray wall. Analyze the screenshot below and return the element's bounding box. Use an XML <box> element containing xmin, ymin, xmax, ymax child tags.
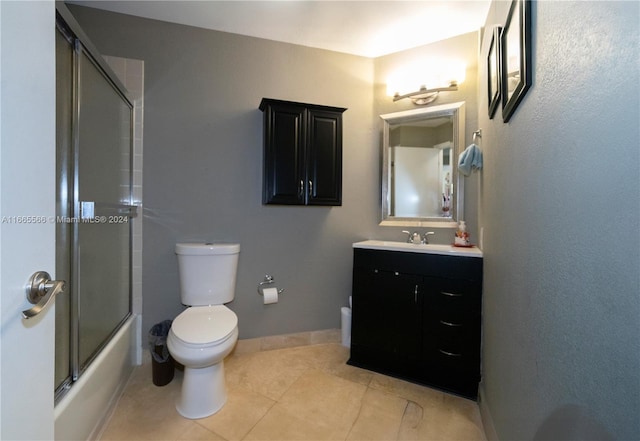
<box><xmin>69</xmin><ymin>6</ymin><xmax>481</xmax><ymax>341</ymax></box>
<box><xmin>476</xmin><ymin>1</ymin><xmax>639</xmax><ymax>440</ymax></box>
<box><xmin>68</xmin><ymin>5</ymin><xmax>374</xmax><ymax>339</ymax></box>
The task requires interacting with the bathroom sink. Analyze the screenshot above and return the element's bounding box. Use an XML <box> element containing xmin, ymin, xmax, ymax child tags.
<box><xmin>353</xmin><ymin>240</ymin><xmax>483</xmax><ymax>258</ymax></box>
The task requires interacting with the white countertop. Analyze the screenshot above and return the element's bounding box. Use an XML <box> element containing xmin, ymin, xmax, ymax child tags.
<box><xmin>353</xmin><ymin>240</ymin><xmax>483</xmax><ymax>258</ymax></box>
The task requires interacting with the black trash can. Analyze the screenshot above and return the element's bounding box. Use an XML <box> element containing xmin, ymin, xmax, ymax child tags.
<box><xmin>148</xmin><ymin>320</ymin><xmax>174</xmax><ymax>386</ymax></box>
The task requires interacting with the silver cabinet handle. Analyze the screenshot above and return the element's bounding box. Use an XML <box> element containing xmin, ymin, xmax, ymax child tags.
<box><xmin>441</xmin><ymin>291</ymin><xmax>463</xmax><ymax>297</ymax></box>
<box><xmin>439</xmin><ymin>320</ymin><xmax>463</xmax><ymax>327</ymax></box>
<box><xmin>438</xmin><ymin>349</ymin><xmax>463</xmax><ymax>357</ymax></box>
<box><xmin>22</xmin><ymin>271</ymin><xmax>66</xmax><ymax>319</ymax></box>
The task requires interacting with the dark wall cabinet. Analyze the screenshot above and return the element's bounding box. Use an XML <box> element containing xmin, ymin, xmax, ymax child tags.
<box><xmin>259</xmin><ymin>98</ymin><xmax>346</xmax><ymax>206</ymax></box>
<box><xmin>349</xmin><ymin>248</ymin><xmax>483</xmax><ymax>399</ymax></box>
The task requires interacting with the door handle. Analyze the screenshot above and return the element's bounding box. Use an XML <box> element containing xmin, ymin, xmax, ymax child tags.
<box><xmin>81</xmin><ymin>201</ymin><xmax>138</xmax><ymax>219</ymax></box>
<box><xmin>22</xmin><ymin>271</ymin><xmax>66</xmax><ymax>319</ymax></box>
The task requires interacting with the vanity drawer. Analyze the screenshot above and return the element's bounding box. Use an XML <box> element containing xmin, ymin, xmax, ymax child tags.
<box><xmin>353</xmin><ymin>249</ymin><xmax>482</xmax><ymax>281</ymax></box>
<box><xmin>424</xmin><ymin>315</ymin><xmax>480</xmax><ymax>357</ymax></box>
<box><xmin>425</xmin><ymin>277</ymin><xmax>481</xmax><ymax>313</ymax></box>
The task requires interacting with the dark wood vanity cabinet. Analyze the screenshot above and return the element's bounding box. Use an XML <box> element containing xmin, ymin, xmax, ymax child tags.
<box><xmin>349</xmin><ymin>248</ymin><xmax>483</xmax><ymax>399</ymax></box>
<box><xmin>259</xmin><ymin>98</ymin><xmax>346</xmax><ymax>206</ymax></box>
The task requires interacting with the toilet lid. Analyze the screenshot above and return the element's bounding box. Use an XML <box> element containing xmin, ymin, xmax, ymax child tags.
<box><xmin>172</xmin><ymin>305</ymin><xmax>238</xmax><ymax>345</ymax></box>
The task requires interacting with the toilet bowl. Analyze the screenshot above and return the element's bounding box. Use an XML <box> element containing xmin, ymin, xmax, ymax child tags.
<box><xmin>167</xmin><ymin>243</ymin><xmax>240</xmax><ymax>419</ymax></box>
<box><xmin>167</xmin><ymin>305</ymin><xmax>238</xmax><ymax>418</ymax></box>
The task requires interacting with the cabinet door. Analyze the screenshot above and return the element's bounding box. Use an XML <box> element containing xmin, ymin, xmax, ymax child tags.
<box><xmin>262</xmin><ymin>103</ymin><xmax>305</xmax><ymax>204</ymax></box>
<box><xmin>306</xmin><ymin>109</ymin><xmax>342</xmax><ymax>205</ymax></box>
<box><xmin>351</xmin><ymin>267</ymin><xmax>422</xmax><ymax>368</ymax></box>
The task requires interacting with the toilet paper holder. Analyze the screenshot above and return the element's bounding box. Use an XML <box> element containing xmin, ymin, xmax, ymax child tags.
<box><xmin>257</xmin><ymin>274</ymin><xmax>284</xmax><ymax>296</ymax></box>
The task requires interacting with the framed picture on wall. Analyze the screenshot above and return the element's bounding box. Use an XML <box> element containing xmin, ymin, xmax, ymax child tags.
<box><xmin>487</xmin><ymin>26</ymin><xmax>502</xmax><ymax>119</ymax></box>
<box><xmin>501</xmin><ymin>0</ymin><xmax>532</xmax><ymax>123</ymax></box>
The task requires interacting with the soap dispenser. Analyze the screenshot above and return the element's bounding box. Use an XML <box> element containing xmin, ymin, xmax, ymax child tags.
<box><xmin>454</xmin><ymin>220</ymin><xmax>470</xmax><ymax>246</ymax></box>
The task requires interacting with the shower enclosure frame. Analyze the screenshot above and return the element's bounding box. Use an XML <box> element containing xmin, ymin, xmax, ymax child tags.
<box><xmin>55</xmin><ymin>10</ymin><xmax>136</xmax><ymax>404</ymax></box>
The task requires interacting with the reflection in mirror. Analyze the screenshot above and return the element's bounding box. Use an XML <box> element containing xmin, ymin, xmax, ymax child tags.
<box><xmin>390</xmin><ymin>125</ymin><xmax>453</xmax><ymax>218</ymax></box>
<box><xmin>380</xmin><ymin>102</ymin><xmax>465</xmax><ymax>227</ymax></box>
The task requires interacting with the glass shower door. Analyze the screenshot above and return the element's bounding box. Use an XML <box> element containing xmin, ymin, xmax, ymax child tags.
<box><xmin>75</xmin><ymin>45</ymin><xmax>133</xmax><ymax>372</ymax></box>
<box><xmin>55</xmin><ymin>16</ymin><xmax>134</xmax><ymax>399</ymax></box>
<box><xmin>55</xmin><ymin>21</ymin><xmax>73</xmax><ymax>394</ymax></box>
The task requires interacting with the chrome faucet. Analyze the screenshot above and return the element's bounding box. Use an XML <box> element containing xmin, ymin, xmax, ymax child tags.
<box><xmin>402</xmin><ymin>230</ymin><xmax>422</xmax><ymax>244</ymax></box>
<box><xmin>423</xmin><ymin>232</ymin><xmax>435</xmax><ymax>244</ymax></box>
<box><xmin>402</xmin><ymin>230</ymin><xmax>436</xmax><ymax>244</ymax></box>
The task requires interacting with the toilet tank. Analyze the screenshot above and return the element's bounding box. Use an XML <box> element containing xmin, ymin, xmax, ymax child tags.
<box><xmin>175</xmin><ymin>243</ymin><xmax>240</xmax><ymax>306</ymax></box>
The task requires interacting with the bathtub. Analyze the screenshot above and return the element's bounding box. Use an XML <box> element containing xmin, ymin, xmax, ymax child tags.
<box><xmin>54</xmin><ymin>314</ymin><xmax>142</xmax><ymax>441</ymax></box>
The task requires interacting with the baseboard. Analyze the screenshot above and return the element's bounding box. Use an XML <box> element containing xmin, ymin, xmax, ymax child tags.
<box><xmin>478</xmin><ymin>382</ymin><xmax>499</xmax><ymax>441</ymax></box>
<box><xmin>234</xmin><ymin>328</ymin><xmax>341</xmax><ymax>354</ymax></box>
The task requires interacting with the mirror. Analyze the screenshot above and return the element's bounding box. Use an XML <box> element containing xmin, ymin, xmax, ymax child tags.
<box><xmin>380</xmin><ymin>102</ymin><xmax>465</xmax><ymax>227</ymax></box>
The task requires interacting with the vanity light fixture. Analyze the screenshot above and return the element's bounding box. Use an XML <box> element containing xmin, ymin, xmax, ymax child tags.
<box><xmin>387</xmin><ymin>60</ymin><xmax>466</xmax><ymax>106</ymax></box>
<box><xmin>392</xmin><ymin>81</ymin><xmax>459</xmax><ymax>105</ymax></box>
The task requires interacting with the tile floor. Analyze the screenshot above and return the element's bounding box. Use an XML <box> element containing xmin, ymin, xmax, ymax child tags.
<box><xmin>99</xmin><ymin>334</ymin><xmax>486</xmax><ymax>441</ymax></box>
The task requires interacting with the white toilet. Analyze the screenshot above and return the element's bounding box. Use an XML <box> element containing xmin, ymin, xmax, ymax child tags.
<box><xmin>167</xmin><ymin>242</ymin><xmax>240</xmax><ymax>419</ymax></box>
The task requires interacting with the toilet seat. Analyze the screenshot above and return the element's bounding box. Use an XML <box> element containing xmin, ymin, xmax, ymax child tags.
<box><xmin>171</xmin><ymin>305</ymin><xmax>237</xmax><ymax>346</ymax></box>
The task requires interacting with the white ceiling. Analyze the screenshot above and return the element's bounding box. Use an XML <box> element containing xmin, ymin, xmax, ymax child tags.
<box><xmin>68</xmin><ymin>1</ymin><xmax>490</xmax><ymax>58</ymax></box>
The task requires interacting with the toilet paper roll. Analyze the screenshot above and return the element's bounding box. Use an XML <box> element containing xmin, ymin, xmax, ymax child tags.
<box><xmin>262</xmin><ymin>287</ymin><xmax>279</xmax><ymax>305</ymax></box>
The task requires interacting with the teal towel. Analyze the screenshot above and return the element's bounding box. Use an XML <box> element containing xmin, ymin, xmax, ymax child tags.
<box><xmin>458</xmin><ymin>143</ymin><xmax>483</xmax><ymax>176</ymax></box>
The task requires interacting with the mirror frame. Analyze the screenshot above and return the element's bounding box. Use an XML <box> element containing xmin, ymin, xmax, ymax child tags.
<box><xmin>380</xmin><ymin>101</ymin><xmax>465</xmax><ymax>227</ymax></box>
